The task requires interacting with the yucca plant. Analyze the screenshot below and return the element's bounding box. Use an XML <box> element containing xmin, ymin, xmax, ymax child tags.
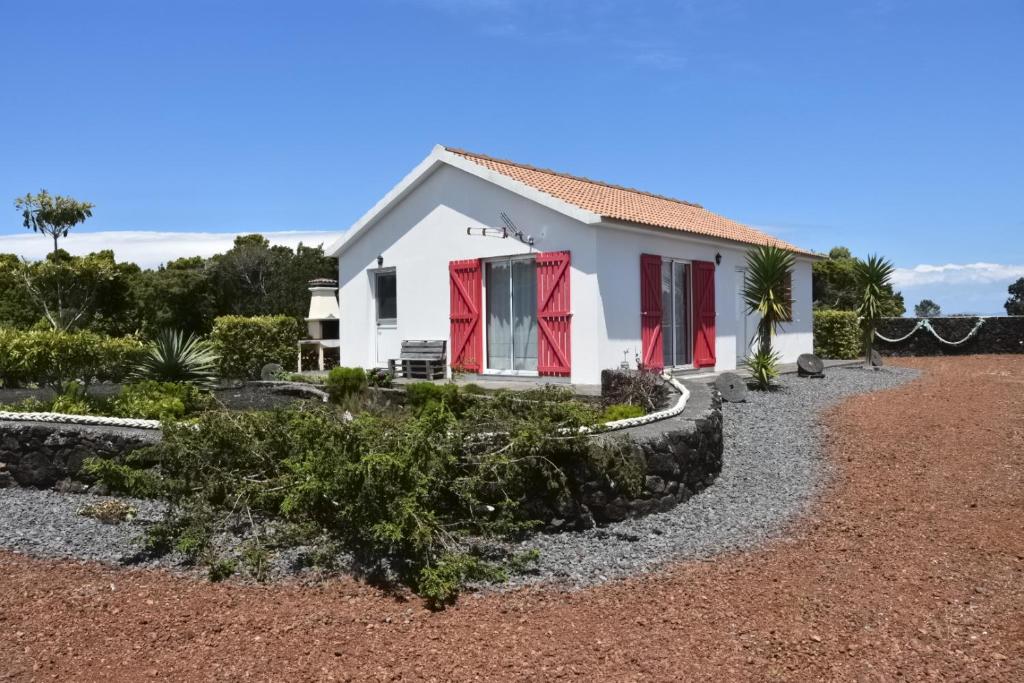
<box><xmin>854</xmin><ymin>254</ymin><xmax>896</xmax><ymax>367</ymax></box>
<box><xmin>742</xmin><ymin>244</ymin><xmax>795</xmax><ymax>389</ymax></box>
<box><xmin>133</xmin><ymin>329</ymin><xmax>220</xmax><ymax>388</ymax></box>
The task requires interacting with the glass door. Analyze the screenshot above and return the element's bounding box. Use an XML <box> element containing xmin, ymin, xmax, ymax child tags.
<box><xmin>485</xmin><ymin>258</ymin><xmax>538</xmax><ymax>372</ymax></box>
<box><xmin>661</xmin><ymin>260</ymin><xmax>692</xmax><ymax>368</ymax></box>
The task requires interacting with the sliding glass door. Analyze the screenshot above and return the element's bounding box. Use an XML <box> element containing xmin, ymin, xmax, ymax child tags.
<box><xmin>485</xmin><ymin>258</ymin><xmax>538</xmax><ymax>372</ymax></box>
<box><xmin>661</xmin><ymin>260</ymin><xmax>692</xmax><ymax>368</ymax></box>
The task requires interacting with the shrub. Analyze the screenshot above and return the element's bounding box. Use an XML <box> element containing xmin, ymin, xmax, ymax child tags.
<box><xmin>112</xmin><ymin>380</ymin><xmax>211</xmax><ymax>420</ymax></box>
<box><xmin>366</xmin><ymin>367</ymin><xmax>393</xmax><ymax>388</ymax></box>
<box><xmin>133</xmin><ymin>329</ymin><xmax>219</xmax><ymax>388</ymax></box>
<box><xmin>813</xmin><ymin>309</ymin><xmax>863</xmax><ymax>359</ymax></box>
<box><xmin>51</xmin><ymin>382</ymin><xmax>94</xmax><ymax>415</ymax></box>
<box><xmin>405</xmin><ymin>382</ymin><xmax>468</xmax><ymax>415</ymax></box>
<box><xmin>600</xmin><ymin>369</ymin><xmax>669</xmax><ymax>411</ymax></box>
<box><xmin>600</xmin><ymin>403</ymin><xmax>645</xmax><ymax>422</ymax></box>
<box><xmin>0</xmin><ymin>329</ymin><xmax>144</xmax><ymax>391</ymax></box>
<box><xmin>211</xmin><ymin>315</ymin><xmax>300</xmax><ymax>380</ymax></box>
<box><xmin>325</xmin><ymin>366</ymin><xmax>367</xmax><ymax>403</ymax></box>
<box><xmin>745</xmin><ymin>349</ymin><xmax>781</xmax><ymax>390</ymax></box>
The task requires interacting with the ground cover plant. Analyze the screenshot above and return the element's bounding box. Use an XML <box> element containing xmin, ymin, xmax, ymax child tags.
<box><xmin>85</xmin><ymin>380</ymin><xmax>642</xmax><ymax>607</ymax></box>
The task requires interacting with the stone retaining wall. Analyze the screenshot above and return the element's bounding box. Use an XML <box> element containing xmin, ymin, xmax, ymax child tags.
<box><xmin>555</xmin><ymin>380</ymin><xmax>723</xmax><ymax>529</ymax></box>
<box><xmin>0</xmin><ymin>420</ymin><xmax>159</xmax><ymax>490</ymax></box>
<box><xmin>876</xmin><ymin>316</ymin><xmax>1024</xmax><ymax>356</ymax></box>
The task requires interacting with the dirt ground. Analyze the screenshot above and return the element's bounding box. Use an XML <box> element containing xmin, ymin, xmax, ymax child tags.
<box><xmin>1</xmin><ymin>355</ymin><xmax>1021</xmax><ymax>681</ymax></box>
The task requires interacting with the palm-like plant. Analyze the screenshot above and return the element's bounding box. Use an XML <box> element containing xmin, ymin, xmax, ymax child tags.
<box><xmin>133</xmin><ymin>329</ymin><xmax>220</xmax><ymax>388</ymax></box>
<box><xmin>854</xmin><ymin>254</ymin><xmax>896</xmax><ymax>367</ymax></box>
<box><xmin>743</xmin><ymin>244</ymin><xmax>795</xmax><ymax>389</ymax></box>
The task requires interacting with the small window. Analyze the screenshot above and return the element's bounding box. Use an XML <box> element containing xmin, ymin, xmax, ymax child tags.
<box><xmin>376</xmin><ymin>271</ymin><xmax>397</xmax><ymax>322</ymax></box>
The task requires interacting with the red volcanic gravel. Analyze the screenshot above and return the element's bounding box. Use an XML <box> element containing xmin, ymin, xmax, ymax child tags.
<box><xmin>1</xmin><ymin>355</ymin><xmax>1022</xmax><ymax>681</ymax></box>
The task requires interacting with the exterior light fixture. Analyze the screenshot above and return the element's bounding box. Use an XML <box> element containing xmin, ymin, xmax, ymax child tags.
<box><xmin>715</xmin><ymin>252</ymin><xmax>722</xmax><ymax>266</ymax></box>
<box><xmin>376</xmin><ymin>254</ymin><xmax>384</xmax><ymax>268</ymax></box>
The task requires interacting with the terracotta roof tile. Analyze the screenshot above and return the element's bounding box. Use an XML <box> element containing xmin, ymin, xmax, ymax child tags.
<box><xmin>446</xmin><ymin>147</ymin><xmax>814</xmax><ymax>256</ymax></box>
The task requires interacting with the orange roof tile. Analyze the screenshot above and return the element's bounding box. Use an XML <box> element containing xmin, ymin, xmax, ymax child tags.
<box><xmin>446</xmin><ymin>147</ymin><xmax>815</xmax><ymax>256</ymax></box>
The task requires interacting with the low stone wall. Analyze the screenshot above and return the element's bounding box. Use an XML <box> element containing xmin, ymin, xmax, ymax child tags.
<box><xmin>0</xmin><ymin>420</ymin><xmax>159</xmax><ymax>490</ymax></box>
<box><xmin>557</xmin><ymin>380</ymin><xmax>723</xmax><ymax>529</ymax></box>
<box><xmin>876</xmin><ymin>316</ymin><xmax>1024</xmax><ymax>356</ymax></box>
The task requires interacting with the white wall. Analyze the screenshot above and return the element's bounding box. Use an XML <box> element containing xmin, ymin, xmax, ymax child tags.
<box><xmin>337</xmin><ymin>164</ymin><xmax>601</xmax><ymax>383</ymax></box>
<box><xmin>337</xmin><ymin>162</ymin><xmax>814</xmax><ymax>384</ymax></box>
<box><xmin>592</xmin><ymin>223</ymin><xmax>814</xmax><ymax>374</ymax></box>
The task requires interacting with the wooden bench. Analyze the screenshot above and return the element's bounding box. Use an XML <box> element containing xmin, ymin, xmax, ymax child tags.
<box><xmin>388</xmin><ymin>340</ymin><xmax>447</xmax><ymax>380</ymax></box>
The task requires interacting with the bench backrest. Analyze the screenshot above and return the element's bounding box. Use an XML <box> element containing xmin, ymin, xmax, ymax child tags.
<box><xmin>400</xmin><ymin>339</ymin><xmax>447</xmax><ymax>360</ymax></box>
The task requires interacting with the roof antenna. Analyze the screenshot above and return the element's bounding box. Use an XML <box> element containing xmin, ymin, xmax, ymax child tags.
<box><xmin>465</xmin><ymin>211</ymin><xmax>535</xmax><ymax>246</ymax></box>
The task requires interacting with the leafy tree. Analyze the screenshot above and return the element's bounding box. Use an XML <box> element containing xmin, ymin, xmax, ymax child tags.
<box><xmin>813</xmin><ymin>246</ymin><xmax>905</xmax><ymax>316</ymax></box>
<box><xmin>742</xmin><ymin>244</ymin><xmax>795</xmax><ymax>389</ymax></box>
<box><xmin>1006</xmin><ymin>277</ymin><xmax>1024</xmax><ymax>316</ymax></box>
<box><xmin>0</xmin><ymin>253</ymin><xmax>42</xmax><ymax>329</ymax></box>
<box><xmin>854</xmin><ymin>254</ymin><xmax>896</xmax><ymax>367</ymax></box>
<box><xmin>15</xmin><ymin>190</ymin><xmax>94</xmax><ymax>256</ymax></box>
<box><xmin>130</xmin><ymin>256</ymin><xmax>217</xmax><ymax>335</ymax></box>
<box><xmin>914</xmin><ymin>299</ymin><xmax>941</xmax><ymax>317</ymax></box>
<box><xmin>17</xmin><ymin>250</ymin><xmax>135</xmax><ymax>332</ymax></box>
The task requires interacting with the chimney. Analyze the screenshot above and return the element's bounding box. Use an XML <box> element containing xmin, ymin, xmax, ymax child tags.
<box><xmin>305</xmin><ymin>278</ymin><xmax>340</xmax><ymax>340</ymax></box>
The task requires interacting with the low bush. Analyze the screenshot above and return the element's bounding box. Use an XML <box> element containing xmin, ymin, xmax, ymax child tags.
<box><xmin>813</xmin><ymin>309</ymin><xmax>863</xmax><ymax>359</ymax></box>
<box><xmin>366</xmin><ymin>367</ymin><xmax>393</xmax><ymax>388</ymax></box>
<box><xmin>112</xmin><ymin>380</ymin><xmax>212</xmax><ymax>420</ymax></box>
<box><xmin>86</xmin><ymin>391</ymin><xmax>638</xmax><ymax>607</ymax></box>
<box><xmin>133</xmin><ymin>329</ymin><xmax>219</xmax><ymax>388</ymax></box>
<box><xmin>325</xmin><ymin>366</ymin><xmax>367</xmax><ymax>403</ymax></box>
<box><xmin>600</xmin><ymin>369</ymin><xmax>669</xmax><ymax>412</ymax></box>
<box><xmin>0</xmin><ymin>328</ymin><xmax>144</xmax><ymax>391</ymax></box>
<box><xmin>211</xmin><ymin>315</ymin><xmax>300</xmax><ymax>380</ymax></box>
<box><xmin>600</xmin><ymin>403</ymin><xmax>645</xmax><ymax>422</ymax></box>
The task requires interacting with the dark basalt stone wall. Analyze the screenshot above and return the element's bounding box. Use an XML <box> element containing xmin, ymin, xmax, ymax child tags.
<box><xmin>542</xmin><ymin>380</ymin><xmax>724</xmax><ymax>531</ymax></box>
<box><xmin>876</xmin><ymin>316</ymin><xmax>1024</xmax><ymax>356</ymax></box>
<box><xmin>0</xmin><ymin>420</ymin><xmax>159</xmax><ymax>490</ymax></box>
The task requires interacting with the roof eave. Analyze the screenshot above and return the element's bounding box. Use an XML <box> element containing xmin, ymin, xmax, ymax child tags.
<box><xmin>597</xmin><ymin>218</ymin><xmax>822</xmax><ymax>258</ymax></box>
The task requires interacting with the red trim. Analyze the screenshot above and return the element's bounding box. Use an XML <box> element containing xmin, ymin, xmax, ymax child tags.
<box><xmin>640</xmin><ymin>254</ymin><xmax>664</xmax><ymax>371</ymax></box>
<box><xmin>692</xmin><ymin>260</ymin><xmax>717</xmax><ymax>368</ymax></box>
<box><xmin>536</xmin><ymin>251</ymin><xmax>572</xmax><ymax>376</ymax></box>
<box><xmin>449</xmin><ymin>259</ymin><xmax>483</xmax><ymax>372</ymax></box>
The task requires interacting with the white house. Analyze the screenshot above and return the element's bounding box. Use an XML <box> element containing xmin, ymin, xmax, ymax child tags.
<box><xmin>328</xmin><ymin>146</ymin><xmax>818</xmax><ymax>385</ymax></box>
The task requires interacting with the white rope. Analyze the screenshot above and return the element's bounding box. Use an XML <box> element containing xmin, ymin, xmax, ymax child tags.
<box><xmin>0</xmin><ymin>411</ymin><xmax>161</xmax><ymax>430</ymax></box>
<box><xmin>874</xmin><ymin>317</ymin><xmax>987</xmax><ymax>346</ymax></box>
<box><xmin>581</xmin><ymin>372</ymin><xmax>691</xmax><ymax>434</ymax></box>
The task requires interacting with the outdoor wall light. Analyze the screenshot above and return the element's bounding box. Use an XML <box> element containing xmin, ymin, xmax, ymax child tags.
<box><xmin>376</xmin><ymin>254</ymin><xmax>384</xmax><ymax>268</ymax></box>
<box><xmin>715</xmin><ymin>252</ymin><xmax>722</xmax><ymax>265</ymax></box>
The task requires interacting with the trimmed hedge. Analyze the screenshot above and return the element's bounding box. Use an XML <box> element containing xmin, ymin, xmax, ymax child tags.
<box><xmin>813</xmin><ymin>309</ymin><xmax>863</xmax><ymax>359</ymax></box>
<box><xmin>211</xmin><ymin>315</ymin><xmax>300</xmax><ymax>379</ymax></box>
<box><xmin>0</xmin><ymin>328</ymin><xmax>144</xmax><ymax>390</ymax></box>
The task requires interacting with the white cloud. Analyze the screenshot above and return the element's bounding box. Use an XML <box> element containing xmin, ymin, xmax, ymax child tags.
<box><xmin>0</xmin><ymin>230</ymin><xmax>340</xmax><ymax>268</ymax></box>
<box><xmin>891</xmin><ymin>262</ymin><xmax>1024</xmax><ymax>288</ymax></box>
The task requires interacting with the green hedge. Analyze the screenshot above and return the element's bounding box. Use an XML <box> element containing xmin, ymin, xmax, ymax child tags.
<box><xmin>211</xmin><ymin>315</ymin><xmax>300</xmax><ymax>379</ymax></box>
<box><xmin>0</xmin><ymin>328</ymin><xmax>144</xmax><ymax>391</ymax></box>
<box><xmin>813</xmin><ymin>309</ymin><xmax>863</xmax><ymax>359</ymax></box>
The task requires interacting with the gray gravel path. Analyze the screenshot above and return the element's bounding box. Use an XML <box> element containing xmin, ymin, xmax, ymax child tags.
<box><xmin>0</xmin><ymin>366</ymin><xmax>917</xmax><ymax>588</ymax></box>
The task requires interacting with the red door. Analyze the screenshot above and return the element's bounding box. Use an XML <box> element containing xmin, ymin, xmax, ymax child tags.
<box><xmin>449</xmin><ymin>259</ymin><xmax>483</xmax><ymax>372</ymax></box>
<box><xmin>640</xmin><ymin>254</ymin><xmax>664</xmax><ymax>371</ymax></box>
<box><xmin>691</xmin><ymin>260</ymin><xmax>717</xmax><ymax>368</ymax></box>
<box><xmin>536</xmin><ymin>251</ymin><xmax>572</xmax><ymax>376</ymax></box>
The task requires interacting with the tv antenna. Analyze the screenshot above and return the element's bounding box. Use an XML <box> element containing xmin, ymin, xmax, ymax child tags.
<box><xmin>466</xmin><ymin>211</ymin><xmax>535</xmax><ymax>246</ymax></box>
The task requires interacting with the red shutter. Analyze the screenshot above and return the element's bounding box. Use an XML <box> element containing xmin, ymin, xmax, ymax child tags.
<box><xmin>536</xmin><ymin>251</ymin><xmax>572</xmax><ymax>376</ymax></box>
<box><xmin>449</xmin><ymin>259</ymin><xmax>483</xmax><ymax>372</ymax></box>
<box><xmin>692</xmin><ymin>260</ymin><xmax>717</xmax><ymax>368</ymax></box>
<box><xmin>640</xmin><ymin>254</ymin><xmax>664</xmax><ymax>371</ymax></box>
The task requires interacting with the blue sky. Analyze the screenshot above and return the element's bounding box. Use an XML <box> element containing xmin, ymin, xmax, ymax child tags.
<box><xmin>1</xmin><ymin>0</ymin><xmax>1021</xmax><ymax>314</ymax></box>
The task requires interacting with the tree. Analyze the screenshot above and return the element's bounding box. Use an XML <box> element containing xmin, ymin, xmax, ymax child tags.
<box><xmin>130</xmin><ymin>256</ymin><xmax>217</xmax><ymax>336</ymax></box>
<box><xmin>854</xmin><ymin>254</ymin><xmax>896</xmax><ymax>367</ymax></box>
<box><xmin>1006</xmin><ymin>278</ymin><xmax>1024</xmax><ymax>316</ymax></box>
<box><xmin>15</xmin><ymin>190</ymin><xmax>94</xmax><ymax>256</ymax></box>
<box><xmin>914</xmin><ymin>299</ymin><xmax>941</xmax><ymax>317</ymax></box>
<box><xmin>743</xmin><ymin>244</ymin><xmax>795</xmax><ymax>389</ymax></box>
<box><xmin>17</xmin><ymin>250</ymin><xmax>134</xmax><ymax>332</ymax></box>
<box><xmin>0</xmin><ymin>253</ymin><xmax>42</xmax><ymax>329</ymax></box>
<box><xmin>813</xmin><ymin>246</ymin><xmax>905</xmax><ymax>316</ymax></box>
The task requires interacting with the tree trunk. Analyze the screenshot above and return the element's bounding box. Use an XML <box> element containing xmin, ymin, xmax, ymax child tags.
<box><xmin>864</xmin><ymin>328</ymin><xmax>874</xmax><ymax>368</ymax></box>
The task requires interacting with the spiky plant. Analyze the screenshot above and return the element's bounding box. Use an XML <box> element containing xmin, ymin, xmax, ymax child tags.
<box><xmin>133</xmin><ymin>329</ymin><xmax>220</xmax><ymax>388</ymax></box>
<box><xmin>742</xmin><ymin>244</ymin><xmax>795</xmax><ymax>389</ymax></box>
<box><xmin>854</xmin><ymin>254</ymin><xmax>896</xmax><ymax>367</ymax></box>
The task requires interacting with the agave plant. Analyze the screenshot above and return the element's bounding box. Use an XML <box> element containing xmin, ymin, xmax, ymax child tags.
<box><xmin>854</xmin><ymin>254</ymin><xmax>896</xmax><ymax>367</ymax></box>
<box><xmin>133</xmin><ymin>329</ymin><xmax>220</xmax><ymax>388</ymax></box>
<box><xmin>742</xmin><ymin>244</ymin><xmax>795</xmax><ymax>389</ymax></box>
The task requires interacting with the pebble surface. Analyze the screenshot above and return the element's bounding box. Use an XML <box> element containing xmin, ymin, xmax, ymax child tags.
<box><xmin>0</xmin><ymin>366</ymin><xmax>918</xmax><ymax>585</ymax></box>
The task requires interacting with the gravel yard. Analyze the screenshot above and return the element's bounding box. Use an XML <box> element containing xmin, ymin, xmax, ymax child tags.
<box><xmin>0</xmin><ymin>365</ymin><xmax>915</xmax><ymax>584</ymax></box>
<box><xmin>1</xmin><ymin>356</ymin><xmax>1021</xmax><ymax>680</ymax></box>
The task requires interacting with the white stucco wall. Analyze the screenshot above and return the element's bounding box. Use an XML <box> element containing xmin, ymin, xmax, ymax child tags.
<box><xmin>337</xmin><ymin>162</ymin><xmax>814</xmax><ymax>385</ymax></box>
<box><xmin>337</xmin><ymin>164</ymin><xmax>602</xmax><ymax>384</ymax></box>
